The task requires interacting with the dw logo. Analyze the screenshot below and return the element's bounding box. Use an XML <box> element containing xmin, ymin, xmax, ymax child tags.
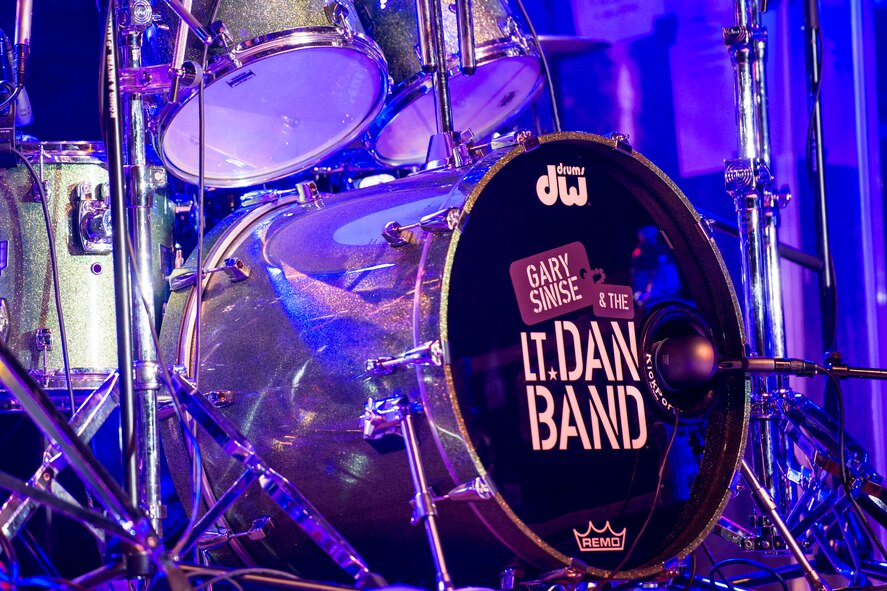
<box><xmin>536</xmin><ymin>164</ymin><xmax>588</xmax><ymax>206</ymax></box>
<box><xmin>573</xmin><ymin>521</ymin><xmax>627</xmax><ymax>552</ymax></box>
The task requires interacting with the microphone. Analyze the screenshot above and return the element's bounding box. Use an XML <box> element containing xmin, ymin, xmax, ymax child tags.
<box><xmin>719</xmin><ymin>357</ymin><xmax>820</xmax><ymax>377</ymax></box>
<box><xmin>651</xmin><ymin>334</ymin><xmax>718</xmax><ymax>391</ymax></box>
<box><xmin>650</xmin><ymin>334</ymin><xmax>821</xmax><ymax>392</ymax></box>
<box><xmin>15</xmin><ymin>0</ymin><xmax>33</xmax><ymax>86</ymax></box>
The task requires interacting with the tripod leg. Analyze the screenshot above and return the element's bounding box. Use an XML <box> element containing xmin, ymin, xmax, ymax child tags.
<box><xmin>0</xmin><ymin>373</ymin><xmax>119</xmax><ymax>540</ymax></box>
<box><xmin>740</xmin><ymin>460</ymin><xmax>829</xmax><ymax>591</ymax></box>
<box><xmin>0</xmin><ymin>342</ymin><xmax>157</xmax><ymax>550</ymax></box>
<box><xmin>168</xmin><ymin>371</ymin><xmax>384</xmax><ymax>586</ymax></box>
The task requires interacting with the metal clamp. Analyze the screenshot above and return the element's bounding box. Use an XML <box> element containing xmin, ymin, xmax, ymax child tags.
<box><xmin>169</xmin><ymin>257</ymin><xmax>251</xmax><ymax>292</ymax></box>
<box><xmin>382</xmin><ymin>208</ymin><xmax>462</xmax><ymax>247</ymax></box>
<box><xmin>78</xmin><ymin>182</ymin><xmax>113</xmax><ymax>254</ymax></box>
<box><xmin>240</xmin><ymin>181</ymin><xmax>321</xmax><ymax>208</ymax></box>
<box><xmin>366</xmin><ymin>340</ymin><xmax>445</xmax><ymax>375</ymax></box>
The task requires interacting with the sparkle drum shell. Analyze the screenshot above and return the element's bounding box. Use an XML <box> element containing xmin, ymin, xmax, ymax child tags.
<box><xmin>357</xmin><ymin>0</ymin><xmax>543</xmax><ymax>166</ymax></box>
<box><xmin>0</xmin><ymin>142</ymin><xmax>172</xmax><ymax>410</ymax></box>
<box><xmin>151</xmin><ymin>0</ymin><xmax>389</xmax><ymax>188</ymax></box>
<box><xmin>161</xmin><ymin>133</ymin><xmax>748</xmax><ymax>583</ymax></box>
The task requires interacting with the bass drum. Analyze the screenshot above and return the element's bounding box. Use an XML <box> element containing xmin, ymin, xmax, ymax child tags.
<box><xmin>161</xmin><ymin>132</ymin><xmax>748</xmax><ymax>585</ymax></box>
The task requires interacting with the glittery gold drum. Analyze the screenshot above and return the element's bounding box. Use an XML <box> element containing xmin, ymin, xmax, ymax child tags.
<box><xmin>0</xmin><ymin>142</ymin><xmax>172</xmax><ymax>411</ymax></box>
<box><xmin>357</xmin><ymin>0</ymin><xmax>543</xmax><ymax>166</ymax></box>
<box><xmin>150</xmin><ymin>0</ymin><xmax>388</xmax><ymax>188</ymax></box>
<box><xmin>161</xmin><ymin>133</ymin><xmax>747</xmax><ymax>584</ymax></box>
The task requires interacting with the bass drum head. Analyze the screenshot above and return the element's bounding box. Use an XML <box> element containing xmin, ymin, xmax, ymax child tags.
<box><xmin>160</xmin><ymin>133</ymin><xmax>746</xmax><ymax>585</ymax></box>
<box><xmin>425</xmin><ymin>133</ymin><xmax>748</xmax><ymax>579</ymax></box>
<box><xmin>159</xmin><ymin>39</ymin><xmax>388</xmax><ymax>188</ymax></box>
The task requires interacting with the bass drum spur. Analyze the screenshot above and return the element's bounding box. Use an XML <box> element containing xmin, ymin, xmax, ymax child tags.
<box><xmin>161</xmin><ymin>132</ymin><xmax>748</xmax><ymax>584</ymax></box>
<box><xmin>148</xmin><ymin>0</ymin><xmax>389</xmax><ymax>188</ymax></box>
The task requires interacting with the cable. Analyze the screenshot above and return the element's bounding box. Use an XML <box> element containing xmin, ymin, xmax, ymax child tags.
<box><xmin>604</xmin><ymin>412</ymin><xmax>681</xmax><ymax>581</ymax></box>
<box><xmin>818</xmin><ymin>366</ymin><xmax>887</xmax><ymax>562</ymax></box>
<box><xmin>187</xmin><ymin>567</ymin><xmax>310</xmax><ymax>591</ymax></box>
<box><xmin>701</xmin><ymin>542</ymin><xmax>737</xmax><ymax>591</ymax></box>
<box><xmin>511</xmin><ymin>0</ymin><xmax>561</xmax><ymax>132</ymax></box>
<box><xmin>10</xmin><ymin>147</ymin><xmax>77</xmax><ymax>414</ymax></box>
<box><xmin>679</xmin><ymin>551</ymin><xmax>697</xmax><ymax>591</ymax></box>
<box><xmin>707</xmin><ymin>557</ymin><xmax>790</xmax><ymax>591</ymax></box>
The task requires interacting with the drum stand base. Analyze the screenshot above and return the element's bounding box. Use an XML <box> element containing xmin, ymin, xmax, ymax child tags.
<box><xmin>738</xmin><ymin>459</ymin><xmax>829</xmax><ymax>591</ymax></box>
<box><xmin>167</xmin><ymin>371</ymin><xmax>386</xmax><ymax>587</ymax></box>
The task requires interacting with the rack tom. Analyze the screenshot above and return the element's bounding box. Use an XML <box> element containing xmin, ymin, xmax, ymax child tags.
<box><xmin>358</xmin><ymin>0</ymin><xmax>543</xmax><ymax>166</ymax></box>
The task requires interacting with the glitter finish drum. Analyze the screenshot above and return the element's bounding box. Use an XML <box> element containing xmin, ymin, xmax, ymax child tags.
<box><xmin>161</xmin><ymin>132</ymin><xmax>748</xmax><ymax>584</ymax></box>
<box><xmin>0</xmin><ymin>142</ymin><xmax>172</xmax><ymax>411</ymax></box>
<box><xmin>357</xmin><ymin>0</ymin><xmax>543</xmax><ymax>166</ymax></box>
<box><xmin>150</xmin><ymin>0</ymin><xmax>389</xmax><ymax>188</ymax></box>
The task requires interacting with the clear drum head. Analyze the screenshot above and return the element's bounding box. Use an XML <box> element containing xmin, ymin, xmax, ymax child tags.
<box><xmin>159</xmin><ymin>37</ymin><xmax>388</xmax><ymax>188</ymax></box>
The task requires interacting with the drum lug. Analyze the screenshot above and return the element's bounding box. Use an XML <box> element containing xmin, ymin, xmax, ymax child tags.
<box><xmin>78</xmin><ymin>183</ymin><xmax>113</xmax><ymax>254</ymax></box>
<box><xmin>608</xmin><ymin>132</ymin><xmax>633</xmax><ymax>154</ymax></box>
<box><xmin>210</xmin><ymin>21</ymin><xmax>241</xmax><ymax>68</ymax></box>
<box><xmin>168</xmin><ymin>257</ymin><xmax>251</xmax><ymax>292</ymax></box>
<box><xmin>383</xmin><ymin>208</ymin><xmax>462</xmax><ymax>247</ymax></box>
<box><xmin>361</xmin><ymin>395</ymin><xmax>414</xmax><ymax>439</ymax></box>
<box><xmin>437</xmin><ymin>476</ymin><xmax>494</xmax><ymax>503</ymax></box>
<box><xmin>490</xmin><ymin>129</ymin><xmax>538</xmax><ymax>152</ymax></box>
<box><xmin>326</xmin><ymin>0</ymin><xmax>350</xmax><ymax>36</ymax></box>
<box><xmin>365</xmin><ymin>339</ymin><xmax>445</xmax><ymax>375</ymax></box>
<box><xmin>196</xmin><ymin>516</ymin><xmax>275</xmax><ymax>552</ymax></box>
<box><xmin>35</xmin><ymin>328</ymin><xmax>53</xmax><ymax>352</ymax></box>
<box><xmin>240</xmin><ymin>181</ymin><xmax>321</xmax><ymax>208</ymax></box>
<box><xmin>0</xmin><ymin>298</ymin><xmax>9</xmax><ymax>344</ymax></box>
<box><xmin>501</xmin><ymin>17</ymin><xmax>529</xmax><ymax>53</ymax></box>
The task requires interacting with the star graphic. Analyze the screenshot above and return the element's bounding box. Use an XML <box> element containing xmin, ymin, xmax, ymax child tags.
<box><xmin>548</xmin><ymin>368</ymin><xmax>558</xmax><ymax>381</ymax></box>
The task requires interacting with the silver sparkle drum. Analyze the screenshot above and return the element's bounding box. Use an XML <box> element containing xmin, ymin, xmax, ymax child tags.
<box><xmin>161</xmin><ymin>132</ymin><xmax>748</xmax><ymax>584</ymax></box>
<box><xmin>0</xmin><ymin>142</ymin><xmax>172</xmax><ymax>411</ymax></box>
<box><xmin>357</xmin><ymin>0</ymin><xmax>543</xmax><ymax>166</ymax></box>
<box><xmin>152</xmin><ymin>0</ymin><xmax>389</xmax><ymax>188</ymax></box>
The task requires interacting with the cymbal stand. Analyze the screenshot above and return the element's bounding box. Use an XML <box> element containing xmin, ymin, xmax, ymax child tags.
<box><xmin>417</xmin><ymin>0</ymin><xmax>476</xmax><ymax>168</ymax></box>
<box><xmin>0</xmin><ymin>341</ymin><xmax>191</xmax><ymax>589</ymax></box>
<box><xmin>723</xmin><ymin>0</ymin><xmax>796</xmax><ymax>519</ymax></box>
<box><xmin>111</xmin><ymin>1</ymin><xmax>170</xmax><ymax>542</ymax></box>
<box><xmin>720</xmin><ymin>4</ymin><xmax>887</xmax><ymax>586</ymax></box>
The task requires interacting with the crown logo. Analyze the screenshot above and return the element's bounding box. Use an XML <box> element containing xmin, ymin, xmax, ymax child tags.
<box><xmin>573</xmin><ymin>521</ymin><xmax>627</xmax><ymax>552</ymax></box>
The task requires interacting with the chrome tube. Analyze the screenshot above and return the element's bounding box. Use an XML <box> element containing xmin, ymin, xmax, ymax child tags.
<box><xmin>120</xmin><ymin>6</ymin><xmax>164</xmax><ymax>534</ymax></box>
<box><xmin>726</xmin><ymin>0</ymin><xmax>794</xmax><ymax>514</ymax></box>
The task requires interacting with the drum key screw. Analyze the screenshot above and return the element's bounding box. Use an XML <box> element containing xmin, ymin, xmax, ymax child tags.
<box><xmin>35</xmin><ymin>328</ymin><xmax>53</xmax><ymax>352</ymax></box>
<box><xmin>608</xmin><ymin>132</ymin><xmax>632</xmax><ymax>154</ymax></box>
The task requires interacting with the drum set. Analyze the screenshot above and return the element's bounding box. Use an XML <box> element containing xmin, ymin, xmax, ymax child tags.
<box><xmin>1</xmin><ymin>0</ymin><xmax>886</xmax><ymax>590</ymax></box>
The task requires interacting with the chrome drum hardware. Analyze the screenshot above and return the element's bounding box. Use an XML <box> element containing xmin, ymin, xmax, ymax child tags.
<box><xmin>160</xmin><ymin>133</ymin><xmax>748</xmax><ymax>584</ymax></box>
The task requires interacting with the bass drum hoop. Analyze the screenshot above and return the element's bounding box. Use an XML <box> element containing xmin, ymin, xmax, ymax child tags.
<box><xmin>414</xmin><ymin>132</ymin><xmax>749</xmax><ymax>580</ymax></box>
<box><xmin>155</xmin><ymin>29</ymin><xmax>388</xmax><ymax>187</ymax></box>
